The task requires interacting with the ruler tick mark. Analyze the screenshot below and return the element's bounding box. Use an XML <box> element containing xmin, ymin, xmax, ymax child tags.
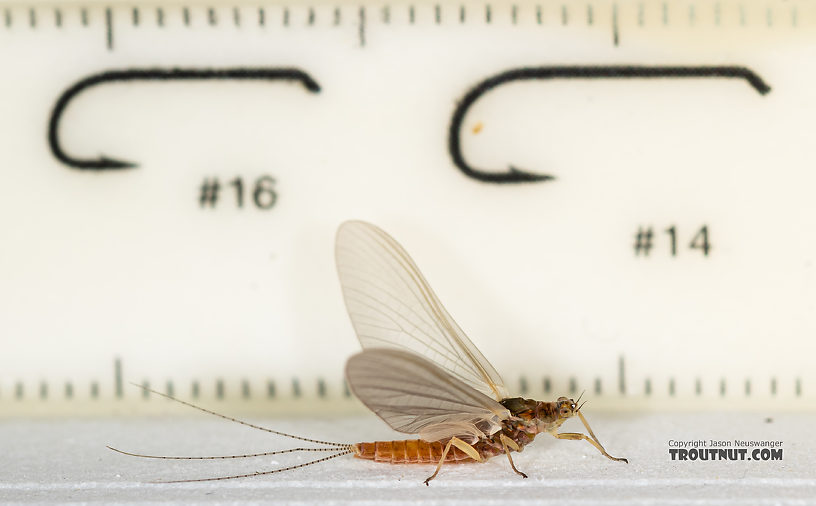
<box><xmin>208</xmin><ymin>7</ymin><xmax>216</xmax><ymax>26</ymax></box>
<box><xmin>29</xmin><ymin>8</ymin><xmax>36</xmax><ymax>28</ymax></box>
<box><xmin>292</xmin><ymin>378</ymin><xmax>301</xmax><ymax>398</ymax></box>
<box><xmin>719</xmin><ymin>378</ymin><xmax>726</xmax><ymax>396</ymax></box>
<box><xmin>258</xmin><ymin>7</ymin><xmax>265</xmax><ymax>26</ymax></box>
<box><xmin>409</xmin><ymin>5</ymin><xmax>415</xmax><ymax>24</ymax></box>
<box><xmin>283</xmin><ymin>7</ymin><xmax>289</xmax><ymax>26</ymax></box>
<box><xmin>568</xmin><ymin>377</ymin><xmax>577</xmax><ymax>395</ymax></box>
<box><xmin>744</xmin><ymin>379</ymin><xmax>751</xmax><ymax>396</ymax></box>
<box><xmin>644</xmin><ymin>378</ymin><xmax>652</xmax><ymax>396</ymax></box>
<box><xmin>105</xmin><ymin>7</ymin><xmax>113</xmax><ymax>50</ymax></box>
<box><xmin>485</xmin><ymin>4</ymin><xmax>491</xmax><ymax>23</ymax></box>
<box><xmin>132</xmin><ymin>7</ymin><xmax>139</xmax><ymax>26</ymax></box>
<box><xmin>308</xmin><ymin>7</ymin><xmax>315</xmax><ymax>25</ymax></box>
<box><xmin>317</xmin><ymin>378</ymin><xmax>327</xmax><ymax>398</ymax></box>
<box><xmin>460</xmin><ymin>5</ymin><xmax>465</xmax><ymax>23</ymax></box>
<box><xmin>561</xmin><ymin>4</ymin><xmax>567</xmax><ymax>25</ymax></box>
<box><xmin>191</xmin><ymin>380</ymin><xmax>200</xmax><ymax>399</ymax></box>
<box><xmin>141</xmin><ymin>381</ymin><xmax>150</xmax><ymax>398</ymax></box>
<box><xmin>796</xmin><ymin>377</ymin><xmax>802</xmax><ymax>396</ymax></box>
<box><xmin>612</xmin><ymin>3</ymin><xmax>619</xmax><ymax>46</ymax></box>
<box><xmin>65</xmin><ymin>382</ymin><xmax>73</xmax><ymax>399</ymax></box>
<box><xmin>519</xmin><ymin>376</ymin><xmax>528</xmax><ymax>395</ymax></box>
<box><xmin>536</xmin><ymin>5</ymin><xmax>542</xmax><ymax>24</ymax></box>
<box><xmin>689</xmin><ymin>5</ymin><xmax>695</xmax><ymax>26</ymax></box>
<box><xmin>114</xmin><ymin>357</ymin><xmax>123</xmax><ymax>399</ymax></box>
<box><xmin>587</xmin><ymin>4</ymin><xmax>594</xmax><ymax>25</ymax></box>
<box><xmin>166</xmin><ymin>381</ymin><xmax>175</xmax><ymax>398</ymax></box>
<box><xmin>594</xmin><ymin>377</ymin><xmax>602</xmax><ymax>395</ymax></box>
<box><xmin>54</xmin><ymin>8</ymin><xmax>62</xmax><ymax>28</ymax></box>
<box><xmin>40</xmin><ymin>382</ymin><xmax>48</xmax><ymax>400</ymax></box>
<box><xmin>157</xmin><ymin>7</ymin><xmax>164</xmax><ymax>27</ymax></box>
<box><xmin>766</xmin><ymin>7</ymin><xmax>772</xmax><ymax>27</ymax></box>
<box><xmin>81</xmin><ymin>8</ymin><xmax>88</xmax><ymax>26</ymax></box>
<box><xmin>382</xmin><ymin>5</ymin><xmax>390</xmax><ymax>23</ymax></box>
<box><xmin>241</xmin><ymin>380</ymin><xmax>250</xmax><ymax>399</ymax></box>
<box><xmin>637</xmin><ymin>2</ymin><xmax>643</xmax><ymax>26</ymax></box>
<box><xmin>267</xmin><ymin>380</ymin><xmax>276</xmax><ymax>398</ymax></box>
<box><xmin>90</xmin><ymin>381</ymin><xmax>99</xmax><ymax>399</ymax></box>
<box><xmin>216</xmin><ymin>379</ymin><xmax>224</xmax><ymax>399</ymax></box>
<box><xmin>668</xmin><ymin>377</ymin><xmax>675</xmax><ymax>396</ymax></box>
<box><xmin>435</xmin><ymin>4</ymin><xmax>441</xmax><ymax>24</ymax></box>
<box><xmin>15</xmin><ymin>382</ymin><xmax>23</xmax><ymax>400</ymax></box>
<box><xmin>662</xmin><ymin>1</ymin><xmax>668</xmax><ymax>25</ymax></box>
<box><xmin>512</xmin><ymin>4</ymin><xmax>518</xmax><ymax>25</ymax></box>
<box><xmin>4</xmin><ymin>8</ymin><xmax>11</xmax><ymax>28</ymax></box>
<box><xmin>183</xmin><ymin>7</ymin><xmax>190</xmax><ymax>26</ymax></box>
<box><xmin>695</xmin><ymin>378</ymin><xmax>702</xmax><ymax>395</ymax></box>
<box><xmin>771</xmin><ymin>377</ymin><xmax>777</xmax><ymax>396</ymax></box>
<box><xmin>618</xmin><ymin>355</ymin><xmax>625</xmax><ymax>394</ymax></box>
<box><xmin>234</xmin><ymin>7</ymin><xmax>241</xmax><ymax>27</ymax></box>
<box><xmin>333</xmin><ymin>7</ymin><xmax>340</xmax><ymax>26</ymax></box>
<box><xmin>543</xmin><ymin>377</ymin><xmax>551</xmax><ymax>394</ymax></box>
<box><xmin>358</xmin><ymin>6</ymin><xmax>366</xmax><ymax>47</ymax></box>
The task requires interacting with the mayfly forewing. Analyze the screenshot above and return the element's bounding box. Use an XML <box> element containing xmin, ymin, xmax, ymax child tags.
<box><xmin>345</xmin><ymin>348</ymin><xmax>509</xmax><ymax>441</ymax></box>
<box><xmin>335</xmin><ymin>220</ymin><xmax>508</xmax><ymax>401</ymax></box>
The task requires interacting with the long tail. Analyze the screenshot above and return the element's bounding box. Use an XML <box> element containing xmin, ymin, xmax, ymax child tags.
<box><xmin>108</xmin><ymin>383</ymin><xmax>355</xmax><ymax>482</ymax></box>
<box><xmin>127</xmin><ymin>382</ymin><xmax>351</xmax><ymax>447</ymax></box>
<box><xmin>156</xmin><ymin>450</ymin><xmax>354</xmax><ymax>483</ymax></box>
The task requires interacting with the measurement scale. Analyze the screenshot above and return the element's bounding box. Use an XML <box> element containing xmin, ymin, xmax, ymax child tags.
<box><xmin>1</xmin><ymin>0</ymin><xmax>815</xmax><ymax>416</ymax></box>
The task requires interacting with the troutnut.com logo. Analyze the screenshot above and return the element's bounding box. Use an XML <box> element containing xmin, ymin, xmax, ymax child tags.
<box><xmin>668</xmin><ymin>440</ymin><xmax>783</xmax><ymax>461</ymax></box>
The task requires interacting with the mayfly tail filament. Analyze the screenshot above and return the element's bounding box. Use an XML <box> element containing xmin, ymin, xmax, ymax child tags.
<box><xmin>108</xmin><ymin>384</ymin><xmax>356</xmax><ymax>481</ymax></box>
<box><xmin>154</xmin><ymin>449</ymin><xmax>355</xmax><ymax>484</ymax></box>
<box><xmin>106</xmin><ymin>445</ymin><xmax>350</xmax><ymax>460</ymax></box>
<box><xmin>128</xmin><ymin>383</ymin><xmax>351</xmax><ymax>447</ymax></box>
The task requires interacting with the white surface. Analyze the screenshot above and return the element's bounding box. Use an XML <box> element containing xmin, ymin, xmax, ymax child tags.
<box><xmin>1</xmin><ymin>412</ymin><xmax>812</xmax><ymax>504</ymax></box>
<box><xmin>3</xmin><ymin>2</ymin><xmax>816</xmax><ymax>411</ymax></box>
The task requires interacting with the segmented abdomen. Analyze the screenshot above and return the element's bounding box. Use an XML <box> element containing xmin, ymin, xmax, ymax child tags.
<box><xmin>353</xmin><ymin>440</ymin><xmax>477</xmax><ymax>464</ymax></box>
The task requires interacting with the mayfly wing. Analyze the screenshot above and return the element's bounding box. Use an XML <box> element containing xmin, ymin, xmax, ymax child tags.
<box><xmin>345</xmin><ymin>348</ymin><xmax>510</xmax><ymax>442</ymax></box>
<box><xmin>335</xmin><ymin>220</ymin><xmax>509</xmax><ymax>401</ymax></box>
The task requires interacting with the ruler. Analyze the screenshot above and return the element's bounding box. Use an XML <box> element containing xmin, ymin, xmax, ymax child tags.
<box><xmin>1</xmin><ymin>0</ymin><xmax>815</xmax><ymax>416</ymax></box>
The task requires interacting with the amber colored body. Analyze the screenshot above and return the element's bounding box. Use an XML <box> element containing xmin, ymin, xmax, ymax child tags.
<box><xmin>353</xmin><ymin>397</ymin><xmax>565</xmax><ymax>464</ymax></box>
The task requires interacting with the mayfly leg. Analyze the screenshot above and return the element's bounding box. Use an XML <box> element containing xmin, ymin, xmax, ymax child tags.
<box><xmin>499</xmin><ymin>433</ymin><xmax>527</xmax><ymax>478</ymax></box>
<box><xmin>424</xmin><ymin>437</ymin><xmax>482</xmax><ymax>485</ymax></box>
<box><xmin>555</xmin><ymin>411</ymin><xmax>628</xmax><ymax>463</ymax></box>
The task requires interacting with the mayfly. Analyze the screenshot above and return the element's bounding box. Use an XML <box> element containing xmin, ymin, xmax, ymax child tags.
<box><xmin>108</xmin><ymin>220</ymin><xmax>627</xmax><ymax>484</ymax></box>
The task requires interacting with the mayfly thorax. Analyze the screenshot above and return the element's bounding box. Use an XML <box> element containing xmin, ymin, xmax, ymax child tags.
<box><xmin>108</xmin><ymin>220</ymin><xmax>627</xmax><ymax>484</ymax></box>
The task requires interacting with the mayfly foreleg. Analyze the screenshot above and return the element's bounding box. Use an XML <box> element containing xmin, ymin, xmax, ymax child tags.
<box><xmin>576</xmin><ymin>410</ymin><xmax>628</xmax><ymax>463</ymax></box>
<box><xmin>554</xmin><ymin>431</ymin><xmax>628</xmax><ymax>463</ymax></box>
<box><xmin>424</xmin><ymin>437</ymin><xmax>482</xmax><ymax>485</ymax></box>
<box><xmin>499</xmin><ymin>433</ymin><xmax>527</xmax><ymax>479</ymax></box>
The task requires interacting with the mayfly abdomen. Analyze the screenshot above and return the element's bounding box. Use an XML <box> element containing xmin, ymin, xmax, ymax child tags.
<box><xmin>353</xmin><ymin>440</ymin><xmax>477</xmax><ymax>464</ymax></box>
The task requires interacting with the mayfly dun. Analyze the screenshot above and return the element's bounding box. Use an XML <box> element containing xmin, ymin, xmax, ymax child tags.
<box><xmin>108</xmin><ymin>220</ymin><xmax>627</xmax><ymax>484</ymax></box>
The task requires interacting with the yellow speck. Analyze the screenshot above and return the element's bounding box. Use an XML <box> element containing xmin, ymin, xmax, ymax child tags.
<box><xmin>472</xmin><ymin>122</ymin><xmax>483</xmax><ymax>134</ymax></box>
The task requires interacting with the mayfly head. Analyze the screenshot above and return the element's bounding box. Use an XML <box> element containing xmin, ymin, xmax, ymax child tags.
<box><xmin>556</xmin><ymin>396</ymin><xmax>578</xmax><ymax>420</ymax></box>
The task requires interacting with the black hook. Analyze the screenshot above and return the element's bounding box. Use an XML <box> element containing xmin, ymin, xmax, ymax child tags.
<box><xmin>449</xmin><ymin>65</ymin><xmax>771</xmax><ymax>184</ymax></box>
<box><xmin>48</xmin><ymin>67</ymin><xmax>321</xmax><ymax>170</ymax></box>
